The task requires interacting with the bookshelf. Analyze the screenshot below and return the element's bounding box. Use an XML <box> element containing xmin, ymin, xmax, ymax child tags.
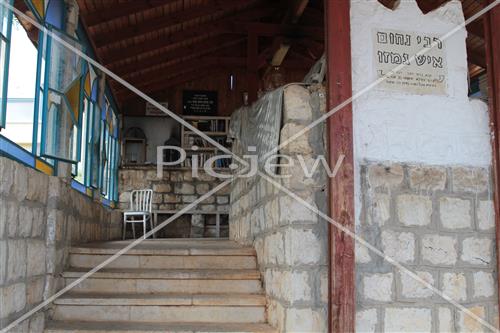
<box><xmin>180</xmin><ymin>116</ymin><xmax>231</xmax><ymax>169</ymax></box>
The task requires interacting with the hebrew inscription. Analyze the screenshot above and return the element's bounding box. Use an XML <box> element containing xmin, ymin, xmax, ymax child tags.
<box><xmin>373</xmin><ymin>29</ymin><xmax>447</xmax><ymax>95</ymax></box>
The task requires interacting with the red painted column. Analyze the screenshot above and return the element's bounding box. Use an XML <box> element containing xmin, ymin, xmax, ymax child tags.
<box><xmin>324</xmin><ymin>0</ymin><xmax>355</xmax><ymax>332</ymax></box>
<box><xmin>484</xmin><ymin>0</ymin><xmax>500</xmax><ymax>325</ymax></box>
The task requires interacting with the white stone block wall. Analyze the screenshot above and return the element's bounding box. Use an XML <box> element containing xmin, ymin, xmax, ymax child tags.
<box><xmin>230</xmin><ymin>84</ymin><xmax>329</xmax><ymax>332</ymax></box>
<box><xmin>356</xmin><ymin>161</ymin><xmax>499</xmax><ymax>332</ymax></box>
<box><xmin>0</xmin><ymin>157</ymin><xmax>121</xmax><ymax>331</ymax></box>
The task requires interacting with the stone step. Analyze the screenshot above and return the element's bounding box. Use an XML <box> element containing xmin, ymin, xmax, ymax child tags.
<box><xmin>69</xmin><ymin>254</ymin><xmax>257</xmax><ymax>270</ymax></box>
<box><xmin>65</xmin><ymin>273</ymin><xmax>262</xmax><ymax>294</ymax></box>
<box><xmin>52</xmin><ymin>304</ymin><xmax>266</xmax><ymax>324</ymax></box>
<box><xmin>45</xmin><ymin>321</ymin><xmax>278</xmax><ymax>333</ymax></box>
<box><xmin>70</xmin><ymin>239</ymin><xmax>256</xmax><ymax>256</ymax></box>
<box><xmin>54</xmin><ymin>293</ymin><xmax>266</xmax><ymax>306</ymax></box>
<box><xmin>63</xmin><ymin>268</ymin><xmax>260</xmax><ymax>280</ymax></box>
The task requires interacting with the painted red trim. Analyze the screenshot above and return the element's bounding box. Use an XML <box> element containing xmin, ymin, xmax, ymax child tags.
<box><xmin>484</xmin><ymin>0</ymin><xmax>500</xmax><ymax>325</ymax></box>
<box><xmin>324</xmin><ymin>0</ymin><xmax>355</xmax><ymax>332</ymax></box>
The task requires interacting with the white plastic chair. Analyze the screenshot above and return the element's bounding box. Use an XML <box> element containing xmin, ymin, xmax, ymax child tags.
<box><xmin>123</xmin><ymin>189</ymin><xmax>154</xmax><ymax>240</ymax></box>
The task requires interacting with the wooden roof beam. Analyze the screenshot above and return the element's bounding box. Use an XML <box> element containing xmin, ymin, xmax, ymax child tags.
<box><xmin>84</xmin><ymin>0</ymin><xmax>180</xmax><ymax>27</ymax></box>
<box><xmin>93</xmin><ymin>0</ymin><xmax>255</xmax><ymax>48</ymax></box>
<box><xmin>245</xmin><ymin>22</ymin><xmax>323</xmax><ymax>39</ymax></box>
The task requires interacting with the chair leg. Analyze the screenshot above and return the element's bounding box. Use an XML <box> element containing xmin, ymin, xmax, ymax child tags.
<box><xmin>132</xmin><ymin>223</ymin><xmax>136</xmax><ymax>239</ymax></box>
<box><xmin>143</xmin><ymin>219</ymin><xmax>147</xmax><ymax>240</ymax></box>
<box><xmin>150</xmin><ymin>218</ymin><xmax>155</xmax><ymax>239</ymax></box>
<box><xmin>122</xmin><ymin>221</ymin><xmax>126</xmax><ymax>240</ymax></box>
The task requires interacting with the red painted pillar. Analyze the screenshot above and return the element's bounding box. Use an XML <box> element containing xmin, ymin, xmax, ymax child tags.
<box><xmin>324</xmin><ymin>0</ymin><xmax>355</xmax><ymax>332</ymax></box>
<box><xmin>484</xmin><ymin>0</ymin><xmax>500</xmax><ymax>325</ymax></box>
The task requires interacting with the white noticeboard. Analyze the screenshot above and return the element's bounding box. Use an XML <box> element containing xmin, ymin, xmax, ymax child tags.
<box><xmin>373</xmin><ymin>29</ymin><xmax>447</xmax><ymax>95</ymax></box>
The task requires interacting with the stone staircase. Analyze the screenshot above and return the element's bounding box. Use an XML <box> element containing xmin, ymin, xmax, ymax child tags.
<box><xmin>44</xmin><ymin>239</ymin><xmax>276</xmax><ymax>333</ymax></box>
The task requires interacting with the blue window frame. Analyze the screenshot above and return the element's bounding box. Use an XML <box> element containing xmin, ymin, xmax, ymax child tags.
<box><xmin>0</xmin><ymin>0</ymin><xmax>13</xmax><ymax>128</ymax></box>
<box><xmin>39</xmin><ymin>28</ymin><xmax>84</xmax><ymax>163</ymax></box>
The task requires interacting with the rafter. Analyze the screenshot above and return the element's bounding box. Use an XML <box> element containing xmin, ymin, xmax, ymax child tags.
<box><xmin>84</xmin><ymin>0</ymin><xmax>180</xmax><ymax>27</ymax></box>
<box><xmin>110</xmin><ymin>36</ymin><xmax>245</xmax><ymax>76</ymax></box>
<box><xmin>101</xmin><ymin>5</ymin><xmax>278</xmax><ymax>65</ymax></box>
<box><xmin>93</xmin><ymin>0</ymin><xmax>254</xmax><ymax>48</ymax></box>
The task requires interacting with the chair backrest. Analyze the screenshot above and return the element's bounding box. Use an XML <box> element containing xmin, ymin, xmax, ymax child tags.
<box><xmin>129</xmin><ymin>189</ymin><xmax>153</xmax><ymax>212</ymax></box>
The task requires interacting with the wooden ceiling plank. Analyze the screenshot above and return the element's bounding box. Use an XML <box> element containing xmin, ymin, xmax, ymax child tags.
<box><xmin>93</xmin><ymin>0</ymin><xmax>254</xmax><ymax>48</ymax></box>
<box><xmin>111</xmin><ymin>36</ymin><xmax>245</xmax><ymax>76</ymax></box>
<box><xmin>85</xmin><ymin>0</ymin><xmax>180</xmax><ymax>27</ymax></box>
<box><xmin>101</xmin><ymin>5</ymin><xmax>277</xmax><ymax>65</ymax></box>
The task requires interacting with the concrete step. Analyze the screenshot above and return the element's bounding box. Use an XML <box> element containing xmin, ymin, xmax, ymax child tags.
<box><xmin>52</xmin><ymin>304</ymin><xmax>266</xmax><ymax>324</ymax></box>
<box><xmin>70</xmin><ymin>239</ymin><xmax>256</xmax><ymax>256</ymax></box>
<box><xmin>69</xmin><ymin>254</ymin><xmax>257</xmax><ymax>270</ymax></box>
<box><xmin>64</xmin><ymin>269</ymin><xmax>262</xmax><ymax>294</ymax></box>
<box><xmin>54</xmin><ymin>293</ymin><xmax>266</xmax><ymax>306</ymax></box>
<box><xmin>45</xmin><ymin>321</ymin><xmax>278</xmax><ymax>333</ymax></box>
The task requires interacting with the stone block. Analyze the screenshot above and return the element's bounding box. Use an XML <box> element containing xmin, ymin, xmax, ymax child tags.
<box><xmin>279</xmin><ymin>195</ymin><xmax>318</xmax><ymax>224</ymax></box>
<box><xmin>216</xmin><ymin>196</ymin><xmax>229</xmax><ymax>204</ymax></box>
<box><xmin>396</xmin><ymin>194</ymin><xmax>432</xmax><ymax>226</ymax></box>
<box><xmin>26</xmin><ymin>168</ymin><xmax>48</xmax><ymax>203</ymax></box>
<box><xmin>421</xmin><ymin>234</ymin><xmax>457</xmax><ymax>266</ymax></box>
<box><xmin>457</xmin><ymin>306</ymin><xmax>486</xmax><ymax>333</ymax></box>
<box><xmin>356</xmin><ymin>308</ymin><xmax>378</xmax><ymax>333</ymax></box>
<box><xmin>400</xmin><ymin>271</ymin><xmax>434</xmax><ymax>299</ymax></box>
<box><xmin>477</xmin><ymin>200</ymin><xmax>495</xmax><ymax>231</ymax></box>
<box><xmin>174</xmin><ymin>183</ymin><xmax>195</xmax><ymax>195</ymax></box>
<box><xmin>18</xmin><ymin>206</ymin><xmax>34</xmax><ymax>237</ymax></box>
<box><xmin>267</xmin><ymin>298</ymin><xmax>285</xmax><ymax>332</ymax></box>
<box><xmin>280</xmin><ymin>156</ymin><xmax>321</xmax><ymax>191</ymax></box>
<box><xmin>284</xmin><ymin>228</ymin><xmax>322</xmax><ymax>265</ymax></box>
<box><xmin>27</xmin><ymin>240</ymin><xmax>46</xmax><ymax>276</ymax></box>
<box><xmin>440</xmin><ymin>197</ymin><xmax>472</xmax><ymax>229</ymax></box>
<box><xmin>355</xmin><ymin>241</ymin><xmax>371</xmax><ymax>264</ymax></box>
<box><xmin>182</xmin><ymin>195</ymin><xmax>198</xmax><ymax>203</ymax></box>
<box><xmin>283</xmin><ymin>84</ymin><xmax>312</xmax><ymax>122</ymax></box>
<box><xmin>285</xmin><ymin>308</ymin><xmax>326</xmax><ymax>333</ymax></box>
<box><xmin>152</xmin><ymin>183</ymin><xmax>171</xmax><ymax>194</ymax></box>
<box><xmin>195</xmin><ymin>183</ymin><xmax>210</xmax><ymax>194</ymax></box>
<box><xmin>473</xmin><ymin>271</ymin><xmax>495</xmax><ymax>298</ymax></box>
<box><xmin>118</xmin><ymin>192</ymin><xmax>131</xmax><ymax>204</ymax></box>
<box><xmin>28</xmin><ymin>312</ymin><xmax>45</xmax><ymax>333</ymax></box>
<box><xmin>170</xmin><ymin>171</ymin><xmax>183</xmax><ymax>182</ymax></box>
<box><xmin>7</xmin><ymin>239</ymin><xmax>27</xmax><ymax>282</ymax></box>
<box><xmin>279</xmin><ymin>123</ymin><xmax>313</xmax><ymax>155</ymax></box>
<box><xmin>264</xmin><ymin>232</ymin><xmax>285</xmax><ymax>265</ymax></box>
<box><xmin>367</xmin><ymin>163</ymin><xmax>404</xmax><ymax>189</ymax></box>
<box><xmin>31</xmin><ymin>208</ymin><xmax>45</xmax><ymax>238</ymax></box>
<box><xmin>409</xmin><ymin>165</ymin><xmax>446</xmax><ymax>191</ymax></box>
<box><xmin>0</xmin><ymin>283</ymin><xmax>26</xmax><ymax>318</ymax></box>
<box><xmin>0</xmin><ymin>157</ymin><xmax>14</xmax><ymax>195</ymax></box>
<box><xmin>0</xmin><ymin>241</ymin><xmax>6</xmax><ymax>284</ymax></box>
<box><xmin>438</xmin><ymin>307</ymin><xmax>453</xmax><ymax>333</ymax></box>
<box><xmin>370</xmin><ymin>193</ymin><xmax>390</xmax><ymax>226</ymax></box>
<box><xmin>381</xmin><ymin>230</ymin><xmax>415</xmax><ymax>264</ymax></box>
<box><xmin>452</xmin><ymin>167</ymin><xmax>489</xmax><ymax>193</ymax></box>
<box><xmin>201</xmin><ymin>196</ymin><xmax>215</xmax><ymax>204</ymax></box>
<box><xmin>163</xmin><ymin>194</ymin><xmax>180</xmax><ymax>204</ymax></box>
<box><xmin>442</xmin><ymin>272</ymin><xmax>467</xmax><ymax>302</ymax></box>
<box><xmin>384</xmin><ymin>308</ymin><xmax>432</xmax><ymax>333</ymax></box>
<box><xmin>363</xmin><ymin>273</ymin><xmax>393</xmax><ymax>302</ymax></box>
<box><xmin>461</xmin><ymin>237</ymin><xmax>492</xmax><ymax>266</ymax></box>
<box><xmin>26</xmin><ymin>277</ymin><xmax>45</xmax><ymax>305</ymax></box>
<box><xmin>6</xmin><ymin>200</ymin><xmax>19</xmax><ymax>237</ymax></box>
<box><xmin>13</xmin><ymin>165</ymin><xmax>28</xmax><ymax>201</ymax></box>
<box><xmin>282</xmin><ymin>270</ymin><xmax>312</xmax><ymax>303</ymax></box>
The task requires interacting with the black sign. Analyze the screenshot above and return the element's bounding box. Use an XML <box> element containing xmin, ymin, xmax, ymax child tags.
<box><xmin>182</xmin><ymin>90</ymin><xmax>218</xmax><ymax>116</ymax></box>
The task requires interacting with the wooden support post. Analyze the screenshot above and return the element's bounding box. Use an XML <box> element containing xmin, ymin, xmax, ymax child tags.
<box><xmin>484</xmin><ymin>0</ymin><xmax>500</xmax><ymax>325</ymax></box>
<box><xmin>247</xmin><ymin>32</ymin><xmax>259</xmax><ymax>103</ymax></box>
<box><xmin>325</xmin><ymin>1</ymin><xmax>355</xmax><ymax>332</ymax></box>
